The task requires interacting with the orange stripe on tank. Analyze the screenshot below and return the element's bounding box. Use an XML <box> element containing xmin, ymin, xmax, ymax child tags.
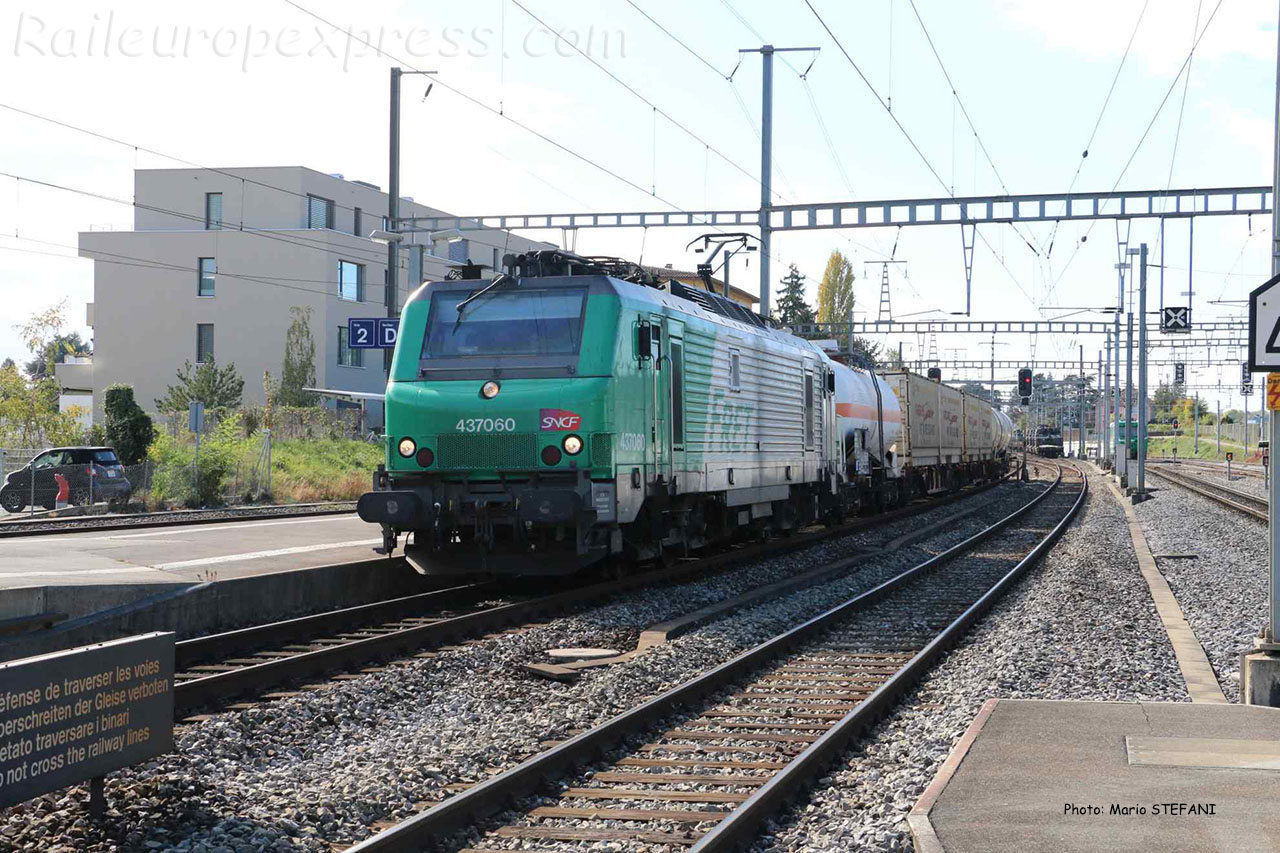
<box><xmin>836</xmin><ymin>403</ymin><xmax>903</xmax><ymax>423</ymax></box>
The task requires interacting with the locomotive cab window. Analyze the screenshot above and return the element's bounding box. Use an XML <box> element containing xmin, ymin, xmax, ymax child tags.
<box><xmin>421</xmin><ymin>287</ymin><xmax>588</xmax><ymax>359</ymax></box>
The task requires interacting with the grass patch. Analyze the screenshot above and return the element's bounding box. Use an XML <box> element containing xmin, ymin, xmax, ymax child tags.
<box><xmin>145</xmin><ymin>420</ymin><xmax>382</xmax><ymax>507</ymax></box>
<box><xmin>1146</xmin><ymin>435</ymin><xmax>1261</xmax><ymax>462</ymax></box>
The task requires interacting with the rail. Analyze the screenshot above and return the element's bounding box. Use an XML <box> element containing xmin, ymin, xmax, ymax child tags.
<box><xmin>347</xmin><ymin>461</ymin><xmax>1084</xmax><ymax>851</ymax></box>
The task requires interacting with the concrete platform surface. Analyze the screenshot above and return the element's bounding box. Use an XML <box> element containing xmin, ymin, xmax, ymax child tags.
<box><xmin>910</xmin><ymin>699</ymin><xmax>1280</xmax><ymax>852</ymax></box>
<box><xmin>0</xmin><ymin>514</ymin><xmax>380</xmax><ymax>588</ymax></box>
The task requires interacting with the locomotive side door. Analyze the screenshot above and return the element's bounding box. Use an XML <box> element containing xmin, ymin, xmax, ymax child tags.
<box><xmin>667</xmin><ymin>321</ymin><xmax>686</xmax><ymax>489</ymax></box>
<box><xmin>647</xmin><ymin>313</ymin><xmax>667</xmax><ymax>488</ymax></box>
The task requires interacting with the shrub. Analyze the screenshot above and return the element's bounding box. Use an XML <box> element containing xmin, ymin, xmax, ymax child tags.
<box><xmin>104</xmin><ymin>384</ymin><xmax>155</xmax><ymax>464</ymax></box>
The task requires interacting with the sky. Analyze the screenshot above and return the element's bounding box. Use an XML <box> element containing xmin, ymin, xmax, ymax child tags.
<box><xmin>0</xmin><ymin>0</ymin><xmax>1276</xmax><ymax>411</ymax></box>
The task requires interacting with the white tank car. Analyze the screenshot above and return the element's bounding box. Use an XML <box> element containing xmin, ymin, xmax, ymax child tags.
<box><xmin>826</xmin><ymin>358</ymin><xmax>904</xmax><ymax>478</ymax></box>
<box><xmin>993</xmin><ymin>408</ymin><xmax>1014</xmax><ymax>452</ymax></box>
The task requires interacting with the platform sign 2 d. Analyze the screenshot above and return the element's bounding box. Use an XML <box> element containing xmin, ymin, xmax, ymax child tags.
<box><xmin>348</xmin><ymin>318</ymin><xmax>400</xmax><ymax>349</ymax></box>
<box><xmin>0</xmin><ymin>632</ymin><xmax>174</xmax><ymax>809</ymax></box>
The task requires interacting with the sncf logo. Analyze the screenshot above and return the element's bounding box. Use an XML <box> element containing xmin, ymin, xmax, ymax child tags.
<box><xmin>540</xmin><ymin>408</ymin><xmax>582</xmax><ymax>431</ymax></box>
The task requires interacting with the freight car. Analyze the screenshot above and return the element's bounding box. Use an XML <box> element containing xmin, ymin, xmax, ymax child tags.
<box><xmin>357</xmin><ymin>251</ymin><xmax>1010</xmax><ymax>576</ymax></box>
<box><xmin>882</xmin><ymin>371</ymin><xmax>1014</xmax><ymax>493</ymax></box>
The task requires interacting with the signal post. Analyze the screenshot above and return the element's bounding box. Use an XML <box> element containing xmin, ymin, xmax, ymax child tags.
<box><xmin>1242</xmin><ymin>6</ymin><xmax>1280</xmax><ymax>705</ymax></box>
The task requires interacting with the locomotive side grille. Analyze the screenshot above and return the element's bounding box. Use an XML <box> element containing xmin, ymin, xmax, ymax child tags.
<box><xmin>591</xmin><ymin>433</ymin><xmax>613</xmax><ymax>468</ymax></box>
<box><xmin>436</xmin><ymin>433</ymin><xmax>537</xmax><ymax>470</ymax></box>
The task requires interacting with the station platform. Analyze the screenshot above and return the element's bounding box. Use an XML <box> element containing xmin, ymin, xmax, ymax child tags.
<box><xmin>910</xmin><ymin>698</ymin><xmax>1280</xmax><ymax>852</ymax></box>
<box><xmin>0</xmin><ymin>512</ymin><xmax>377</xmax><ymax>591</ymax></box>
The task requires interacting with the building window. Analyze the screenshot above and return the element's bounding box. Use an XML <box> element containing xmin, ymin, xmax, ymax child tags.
<box><xmin>339</xmin><ymin>260</ymin><xmax>364</xmax><ymax>302</ymax></box>
<box><xmin>729</xmin><ymin>351</ymin><xmax>741</xmax><ymax>391</ymax></box>
<box><xmin>196</xmin><ymin>324</ymin><xmax>214</xmax><ymax>364</ymax></box>
<box><xmin>338</xmin><ymin>326</ymin><xmax>363</xmax><ymax>367</ymax></box>
<box><xmin>353</xmin><ymin>206</ymin><xmax>363</xmax><ymax>238</ymax></box>
<box><xmin>307</xmin><ymin>194</ymin><xmax>334</xmax><ymax>229</ymax></box>
<box><xmin>204</xmin><ymin>193</ymin><xmax>222</xmax><ymax>230</ymax></box>
<box><xmin>198</xmin><ymin>257</ymin><xmax>216</xmax><ymax>297</ymax></box>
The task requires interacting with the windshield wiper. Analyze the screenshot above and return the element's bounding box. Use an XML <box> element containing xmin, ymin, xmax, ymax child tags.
<box><xmin>452</xmin><ymin>274</ymin><xmax>516</xmax><ymax>333</ymax></box>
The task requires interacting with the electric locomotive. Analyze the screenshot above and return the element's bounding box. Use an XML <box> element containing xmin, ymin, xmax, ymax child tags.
<box><xmin>358</xmin><ymin>250</ymin><xmax>1009</xmax><ymax>576</ymax></box>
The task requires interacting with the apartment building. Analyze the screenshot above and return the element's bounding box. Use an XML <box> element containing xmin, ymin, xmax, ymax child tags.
<box><xmin>67</xmin><ymin>167</ymin><xmax>552</xmax><ymax>425</ymax></box>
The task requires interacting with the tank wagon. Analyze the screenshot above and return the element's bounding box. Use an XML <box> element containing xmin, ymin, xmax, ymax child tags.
<box><xmin>357</xmin><ymin>251</ymin><xmax>1011</xmax><ymax>576</ymax></box>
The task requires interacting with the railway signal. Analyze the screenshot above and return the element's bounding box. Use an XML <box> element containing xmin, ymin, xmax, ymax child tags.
<box><xmin>1017</xmin><ymin>368</ymin><xmax>1033</xmax><ymax>405</ymax></box>
<box><xmin>1174</xmin><ymin>363</ymin><xmax>1185</xmax><ymax>385</ymax></box>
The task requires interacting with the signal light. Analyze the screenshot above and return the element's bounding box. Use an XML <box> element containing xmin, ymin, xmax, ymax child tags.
<box><xmin>562</xmin><ymin>434</ymin><xmax>583</xmax><ymax>455</ymax></box>
<box><xmin>1017</xmin><ymin>368</ymin><xmax>1033</xmax><ymax>404</ymax></box>
<box><xmin>480</xmin><ymin>380</ymin><xmax>500</xmax><ymax>399</ymax></box>
<box><xmin>541</xmin><ymin>445</ymin><xmax>563</xmax><ymax>466</ymax></box>
<box><xmin>398</xmin><ymin>437</ymin><xmax>416</xmax><ymax>458</ymax></box>
<box><xmin>415</xmin><ymin>447</ymin><xmax>434</xmax><ymax>468</ymax></box>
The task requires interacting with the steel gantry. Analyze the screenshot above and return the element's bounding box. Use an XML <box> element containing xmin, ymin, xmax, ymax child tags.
<box><xmin>791</xmin><ymin>319</ymin><xmax>1248</xmax><ymax>335</ymax></box>
<box><xmin>401</xmin><ymin>185</ymin><xmax>1270</xmax><ymax>234</ymax></box>
<box><xmin>397</xmin><ymin>184</ymin><xmax>1272</xmax><ymax>318</ymax></box>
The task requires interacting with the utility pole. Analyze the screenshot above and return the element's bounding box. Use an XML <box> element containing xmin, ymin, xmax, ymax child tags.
<box><xmin>387</xmin><ymin>66</ymin><xmax>436</xmax><ymax>377</ymax></box>
<box><xmin>1079</xmin><ymin>344</ymin><xmax>1086</xmax><ymax>460</ymax></box>
<box><xmin>1125</xmin><ymin>310</ymin><xmax>1134</xmax><ymax>488</ymax></box>
<box><xmin>740</xmin><ymin>44</ymin><xmax>817</xmax><ymax>318</ymax></box>
<box><xmin>1218</xmin><ymin>399</ymin><xmax>1222</xmax><ymax>456</ymax></box>
<box><xmin>1104</xmin><ymin>329</ymin><xmax>1112</xmax><ymax>468</ymax></box>
<box><xmin>1194</xmin><ymin>392</ymin><xmax>1200</xmax><ymax>454</ymax></box>
<box><xmin>1097</xmin><ymin>351</ymin><xmax>1103</xmax><ymax>460</ymax></box>
<box><xmin>1135</xmin><ymin>244</ymin><xmax>1148</xmax><ymax>499</ymax></box>
<box><xmin>1271</xmin><ymin>0</ymin><xmax>1280</xmax><ymax>657</ymax></box>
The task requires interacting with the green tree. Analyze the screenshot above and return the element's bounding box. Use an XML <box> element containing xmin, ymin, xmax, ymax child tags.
<box><xmin>0</xmin><ymin>358</ymin><xmax>14</xmax><ymax>371</ymax></box>
<box><xmin>775</xmin><ymin>264</ymin><xmax>815</xmax><ymax>328</ymax></box>
<box><xmin>845</xmin><ymin>337</ymin><xmax>882</xmax><ymax>370</ymax></box>
<box><xmin>103</xmin><ymin>384</ymin><xmax>155</xmax><ymax>465</ymax></box>
<box><xmin>1151</xmin><ymin>382</ymin><xmax>1178</xmax><ymax>420</ymax></box>
<box><xmin>155</xmin><ymin>358</ymin><xmax>245</xmax><ymax>413</ymax></box>
<box><xmin>816</xmin><ymin>250</ymin><xmax>856</xmax><ymax>324</ymax></box>
<box><xmin>23</xmin><ymin>332</ymin><xmax>91</xmax><ymax>380</ymax></box>
<box><xmin>276</xmin><ymin>306</ymin><xmax>319</xmax><ymax>407</ymax></box>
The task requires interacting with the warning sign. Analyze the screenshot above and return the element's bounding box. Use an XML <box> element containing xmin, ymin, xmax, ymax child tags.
<box><xmin>1269</xmin><ymin>374</ymin><xmax>1280</xmax><ymax>411</ymax></box>
<box><xmin>0</xmin><ymin>633</ymin><xmax>174</xmax><ymax>808</ymax></box>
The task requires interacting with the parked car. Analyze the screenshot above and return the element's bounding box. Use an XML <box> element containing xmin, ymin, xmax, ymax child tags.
<box><xmin>0</xmin><ymin>446</ymin><xmax>132</xmax><ymax>513</ymax></box>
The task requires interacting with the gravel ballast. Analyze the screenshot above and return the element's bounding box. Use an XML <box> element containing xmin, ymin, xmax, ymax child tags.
<box><xmin>1134</xmin><ymin>475</ymin><xmax>1266</xmax><ymax>703</ymax></box>
<box><xmin>0</xmin><ymin>481</ymin><xmax>1045</xmax><ymax>851</ymax></box>
<box><xmin>754</xmin><ymin>465</ymin><xmax>1188</xmax><ymax>853</ymax></box>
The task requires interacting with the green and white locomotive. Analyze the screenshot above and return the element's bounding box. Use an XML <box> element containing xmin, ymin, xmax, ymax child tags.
<box><xmin>358</xmin><ymin>251</ymin><xmax>1011</xmax><ymax>575</ymax></box>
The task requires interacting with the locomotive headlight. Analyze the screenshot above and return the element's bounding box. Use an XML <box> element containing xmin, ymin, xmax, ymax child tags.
<box><xmin>480</xmin><ymin>380</ymin><xmax>500</xmax><ymax>399</ymax></box>
<box><xmin>398</xmin><ymin>437</ymin><xmax>417</xmax><ymax>458</ymax></box>
<box><xmin>562</xmin><ymin>434</ymin><xmax>584</xmax><ymax>455</ymax></box>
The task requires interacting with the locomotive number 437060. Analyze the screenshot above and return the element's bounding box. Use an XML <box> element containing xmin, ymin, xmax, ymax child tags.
<box><xmin>455</xmin><ymin>417</ymin><xmax>517</xmax><ymax>432</ymax></box>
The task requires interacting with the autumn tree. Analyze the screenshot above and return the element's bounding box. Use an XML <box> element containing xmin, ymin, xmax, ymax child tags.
<box><xmin>817</xmin><ymin>250</ymin><xmax>855</xmax><ymax>324</ymax></box>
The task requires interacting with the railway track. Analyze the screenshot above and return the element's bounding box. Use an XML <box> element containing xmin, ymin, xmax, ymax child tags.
<box><xmin>347</xmin><ymin>462</ymin><xmax>1084</xmax><ymax>852</ymax></box>
<box><xmin>0</xmin><ymin>501</ymin><xmax>354</xmax><ymax>537</ymax></box>
<box><xmin>1146</xmin><ymin>464</ymin><xmax>1267</xmax><ymax>522</ymax></box>
<box><xmin>172</xmin><ymin>469</ymin><xmax>1022</xmax><ymax>719</ymax></box>
<box><xmin>1160</xmin><ymin>458</ymin><xmax>1264</xmax><ymax>480</ymax></box>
